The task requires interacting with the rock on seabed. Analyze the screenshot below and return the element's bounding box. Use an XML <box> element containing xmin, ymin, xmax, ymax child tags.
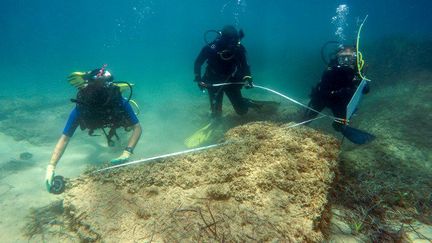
<box><xmin>63</xmin><ymin>122</ymin><xmax>340</xmax><ymax>242</ymax></box>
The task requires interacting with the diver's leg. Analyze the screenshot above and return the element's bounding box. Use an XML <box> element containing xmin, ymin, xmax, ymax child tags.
<box><xmin>303</xmin><ymin>95</ymin><xmax>326</xmax><ymax>120</ymax></box>
<box><xmin>225</xmin><ymin>87</ymin><xmax>249</xmax><ymax>115</ymax></box>
<box><xmin>330</xmin><ymin>102</ymin><xmax>375</xmax><ymax>144</ymax></box>
<box><xmin>208</xmin><ymin>87</ymin><xmax>223</xmax><ymax>118</ymax></box>
<box><xmin>330</xmin><ymin>104</ymin><xmax>347</xmax><ymax>131</ymax></box>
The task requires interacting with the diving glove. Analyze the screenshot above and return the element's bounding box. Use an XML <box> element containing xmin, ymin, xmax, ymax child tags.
<box><xmin>197</xmin><ymin>81</ymin><xmax>207</xmax><ymax>91</ymax></box>
<box><xmin>110</xmin><ymin>150</ymin><xmax>132</xmax><ymax>165</ymax></box>
<box><xmin>243</xmin><ymin>76</ymin><xmax>254</xmax><ymax>89</ymax></box>
<box><xmin>67</xmin><ymin>71</ymin><xmax>87</xmax><ymax>89</ymax></box>
<box><xmin>194</xmin><ymin>75</ymin><xmax>207</xmax><ymax>91</ymax></box>
<box><xmin>45</xmin><ymin>164</ymin><xmax>55</xmax><ymax>192</ymax></box>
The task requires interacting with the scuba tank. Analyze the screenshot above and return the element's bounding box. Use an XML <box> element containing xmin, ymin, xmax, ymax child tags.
<box><xmin>70</xmin><ymin>66</ymin><xmax>135</xmax><ymax>146</ymax></box>
<box><xmin>203</xmin><ymin>27</ymin><xmax>245</xmax><ymax>61</ymax></box>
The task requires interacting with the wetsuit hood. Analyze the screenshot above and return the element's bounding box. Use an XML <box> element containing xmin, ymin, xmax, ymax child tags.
<box><xmin>218</xmin><ymin>25</ymin><xmax>244</xmax><ymax>48</ymax></box>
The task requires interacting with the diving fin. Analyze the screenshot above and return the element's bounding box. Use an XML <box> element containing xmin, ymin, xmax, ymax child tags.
<box><xmin>248</xmin><ymin>99</ymin><xmax>281</xmax><ymax>113</ymax></box>
<box><xmin>341</xmin><ymin>125</ymin><xmax>375</xmax><ymax>145</ymax></box>
<box><xmin>184</xmin><ymin>122</ymin><xmax>214</xmax><ymax>148</ymax></box>
<box><xmin>67</xmin><ymin>71</ymin><xmax>87</xmax><ymax>89</ymax></box>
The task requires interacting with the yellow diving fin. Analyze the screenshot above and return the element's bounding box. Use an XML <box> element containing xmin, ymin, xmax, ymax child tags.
<box><xmin>184</xmin><ymin>122</ymin><xmax>214</xmax><ymax>148</ymax></box>
<box><xmin>67</xmin><ymin>71</ymin><xmax>87</xmax><ymax>89</ymax></box>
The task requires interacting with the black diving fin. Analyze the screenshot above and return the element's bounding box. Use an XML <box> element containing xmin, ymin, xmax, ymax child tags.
<box><xmin>248</xmin><ymin>99</ymin><xmax>281</xmax><ymax>113</ymax></box>
<box><xmin>341</xmin><ymin>125</ymin><xmax>375</xmax><ymax>145</ymax></box>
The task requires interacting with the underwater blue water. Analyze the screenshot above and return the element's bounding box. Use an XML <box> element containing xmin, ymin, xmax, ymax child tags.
<box><xmin>1</xmin><ymin>0</ymin><xmax>431</xmax><ymax>98</ymax></box>
<box><xmin>0</xmin><ymin>0</ymin><xmax>430</xmax><ymax>157</ymax></box>
<box><xmin>0</xmin><ymin>1</ymin><xmax>431</xmax><ymax>240</ymax></box>
<box><xmin>0</xmin><ymin>0</ymin><xmax>430</xmax><ymax>158</ymax></box>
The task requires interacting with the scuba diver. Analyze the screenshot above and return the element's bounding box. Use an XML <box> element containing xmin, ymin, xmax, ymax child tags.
<box><xmin>187</xmin><ymin>25</ymin><xmax>279</xmax><ymax>148</ymax></box>
<box><xmin>44</xmin><ymin>65</ymin><xmax>142</xmax><ymax>193</ymax></box>
<box><xmin>194</xmin><ymin>25</ymin><xmax>261</xmax><ymax>118</ymax></box>
<box><xmin>304</xmin><ymin>45</ymin><xmax>373</xmax><ymax>144</ymax></box>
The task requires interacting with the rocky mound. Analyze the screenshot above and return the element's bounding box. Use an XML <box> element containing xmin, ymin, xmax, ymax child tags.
<box><xmin>63</xmin><ymin>122</ymin><xmax>339</xmax><ymax>242</ymax></box>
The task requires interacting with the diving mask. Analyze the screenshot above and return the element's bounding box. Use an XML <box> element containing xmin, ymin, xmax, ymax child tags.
<box><xmin>88</xmin><ymin>65</ymin><xmax>114</xmax><ymax>82</ymax></box>
<box><xmin>337</xmin><ymin>52</ymin><xmax>357</xmax><ymax>68</ymax></box>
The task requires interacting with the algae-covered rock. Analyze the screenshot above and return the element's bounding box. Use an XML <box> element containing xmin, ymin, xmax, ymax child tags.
<box><xmin>62</xmin><ymin>122</ymin><xmax>339</xmax><ymax>242</ymax></box>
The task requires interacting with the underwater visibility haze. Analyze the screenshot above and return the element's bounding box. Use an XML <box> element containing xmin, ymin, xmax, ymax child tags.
<box><xmin>0</xmin><ymin>0</ymin><xmax>431</xmax><ymax>241</ymax></box>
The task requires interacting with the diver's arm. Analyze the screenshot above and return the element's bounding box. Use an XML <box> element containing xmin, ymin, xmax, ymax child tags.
<box><xmin>318</xmin><ymin>70</ymin><xmax>334</xmax><ymax>95</ymax></box>
<box><xmin>49</xmin><ymin>107</ymin><xmax>79</xmax><ymax>168</ymax></box>
<box><xmin>123</xmin><ymin>100</ymin><xmax>141</xmax><ymax>149</ymax></box>
<box><xmin>110</xmin><ymin>123</ymin><xmax>142</xmax><ymax>164</ymax></box>
<box><xmin>126</xmin><ymin>123</ymin><xmax>142</xmax><ymax>150</ymax></box>
<box><xmin>238</xmin><ymin>45</ymin><xmax>251</xmax><ymax>77</ymax></box>
<box><xmin>194</xmin><ymin>46</ymin><xmax>210</xmax><ymax>80</ymax></box>
<box><xmin>49</xmin><ymin>135</ymin><xmax>70</xmax><ymax>168</ymax></box>
<box><xmin>45</xmin><ymin>134</ymin><xmax>70</xmax><ymax>192</ymax></box>
<box><xmin>110</xmin><ymin>101</ymin><xmax>142</xmax><ymax>164</ymax></box>
<box><xmin>45</xmin><ymin>107</ymin><xmax>79</xmax><ymax>191</ymax></box>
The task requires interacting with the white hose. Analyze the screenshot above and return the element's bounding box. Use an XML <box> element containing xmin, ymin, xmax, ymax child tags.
<box><xmin>208</xmin><ymin>83</ymin><xmax>342</xmax><ymax>122</ymax></box>
<box><xmin>94</xmin><ymin>85</ymin><xmax>333</xmax><ymax>173</ymax></box>
<box><xmin>94</xmin><ymin>143</ymin><xmax>226</xmax><ymax>173</ymax></box>
<box><xmin>253</xmin><ymin>85</ymin><xmax>341</xmax><ymax>121</ymax></box>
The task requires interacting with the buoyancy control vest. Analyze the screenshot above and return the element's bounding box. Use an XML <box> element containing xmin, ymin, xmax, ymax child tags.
<box><xmin>72</xmin><ymin>80</ymin><xmax>132</xmax><ymax>146</ymax></box>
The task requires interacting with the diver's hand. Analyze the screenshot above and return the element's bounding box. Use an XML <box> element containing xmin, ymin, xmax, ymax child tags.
<box><xmin>197</xmin><ymin>81</ymin><xmax>208</xmax><ymax>91</ymax></box>
<box><xmin>243</xmin><ymin>76</ymin><xmax>254</xmax><ymax>89</ymax></box>
<box><xmin>67</xmin><ymin>71</ymin><xmax>87</xmax><ymax>89</ymax></box>
<box><xmin>194</xmin><ymin>75</ymin><xmax>207</xmax><ymax>91</ymax></box>
<box><xmin>110</xmin><ymin>150</ymin><xmax>132</xmax><ymax>165</ymax></box>
<box><xmin>45</xmin><ymin>164</ymin><xmax>55</xmax><ymax>192</ymax></box>
<box><xmin>330</xmin><ymin>88</ymin><xmax>354</xmax><ymax>97</ymax></box>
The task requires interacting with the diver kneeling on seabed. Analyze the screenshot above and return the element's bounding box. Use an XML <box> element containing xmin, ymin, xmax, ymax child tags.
<box><xmin>44</xmin><ymin>65</ymin><xmax>142</xmax><ymax>194</ymax></box>
<box><xmin>303</xmin><ymin>16</ymin><xmax>375</xmax><ymax>145</ymax></box>
<box><xmin>194</xmin><ymin>25</ymin><xmax>279</xmax><ymax>118</ymax></box>
<box><xmin>186</xmin><ymin>25</ymin><xmax>280</xmax><ymax>148</ymax></box>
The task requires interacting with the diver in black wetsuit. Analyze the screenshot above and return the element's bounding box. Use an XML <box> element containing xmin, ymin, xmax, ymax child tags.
<box><xmin>304</xmin><ymin>46</ymin><xmax>370</xmax><ymax>131</ymax></box>
<box><xmin>194</xmin><ymin>25</ymin><xmax>257</xmax><ymax>118</ymax></box>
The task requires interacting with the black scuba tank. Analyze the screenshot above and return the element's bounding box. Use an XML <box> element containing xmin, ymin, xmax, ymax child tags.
<box><xmin>73</xmin><ymin>81</ymin><xmax>123</xmax><ymax>131</ymax></box>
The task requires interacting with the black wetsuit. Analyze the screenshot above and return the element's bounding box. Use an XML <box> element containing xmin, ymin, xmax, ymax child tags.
<box><xmin>305</xmin><ymin>66</ymin><xmax>369</xmax><ymax>130</ymax></box>
<box><xmin>194</xmin><ymin>40</ymin><xmax>252</xmax><ymax>117</ymax></box>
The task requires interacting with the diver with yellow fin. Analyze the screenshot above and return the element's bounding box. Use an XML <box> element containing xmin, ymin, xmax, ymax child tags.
<box><xmin>186</xmin><ymin>25</ymin><xmax>279</xmax><ymax>148</ymax></box>
<box><xmin>44</xmin><ymin>65</ymin><xmax>142</xmax><ymax>194</ymax></box>
<box><xmin>185</xmin><ymin>122</ymin><xmax>215</xmax><ymax>148</ymax></box>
